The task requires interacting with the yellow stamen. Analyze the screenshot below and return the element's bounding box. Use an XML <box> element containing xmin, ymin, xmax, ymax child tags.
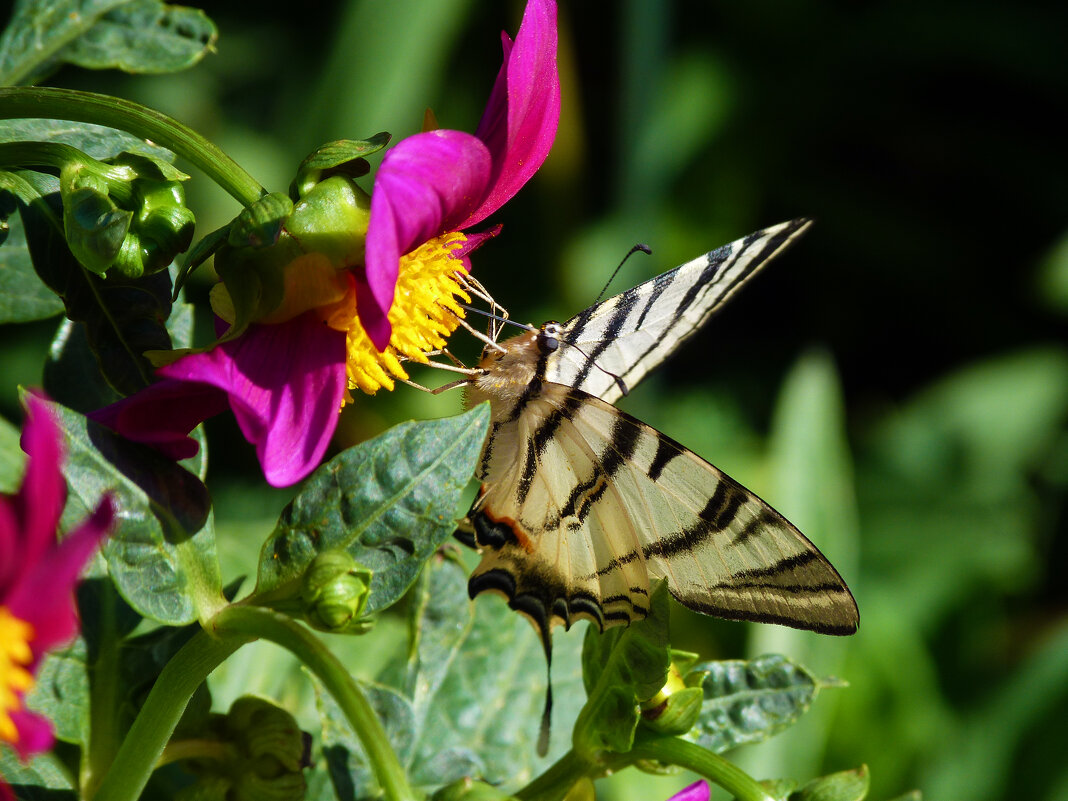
<box><xmin>0</xmin><ymin>606</ymin><xmax>35</xmax><ymax>745</ymax></box>
<box><xmin>328</xmin><ymin>232</ymin><xmax>472</xmax><ymax>398</ymax></box>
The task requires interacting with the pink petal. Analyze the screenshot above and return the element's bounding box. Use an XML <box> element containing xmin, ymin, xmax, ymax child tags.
<box><xmin>463</xmin><ymin>0</ymin><xmax>559</xmax><ymax>228</ymax></box>
<box><xmin>15</xmin><ymin>395</ymin><xmax>67</xmax><ymax>573</ymax></box>
<box><xmin>667</xmin><ymin>781</ymin><xmax>710</xmax><ymax>801</ymax></box>
<box><xmin>6</xmin><ymin>708</ymin><xmax>54</xmax><ymax>759</ymax></box>
<box><xmin>6</xmin><ymin>497</ymin><xmax>113</xmax><ymax>657</ymax></box>
<box><xmin>363</xmin><ymin>130</ymin><xmax>492</xmax><ymax>349</ymax></box>
<box><xmin>90</xmin><ymin>379</ymin><xmax>229</xmax><ymax>461</ymax></box>
<box><xmin>160</xmin><ymin>313</ymin><xmax>347</xmax><ymax>487</ymax></box>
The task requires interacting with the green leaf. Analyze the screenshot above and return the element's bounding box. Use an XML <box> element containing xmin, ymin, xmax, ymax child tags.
<box><xmin>36</xmin><ymin>395</ymin><xmax>220</xmax><ymax>624</ymax></box>
<box><xmin>42</xmin><ymin>287</ymin><xmax>194</xmax><ymax>414</ymax></box>
<box><xmin>20</xmin><ymin>189</ymin><xmax>175</xmax><ymax>396</ymax></box>
<box><xmin>0</xmin><ymin>196</ymin><xmax>64</xmax><ymax>322</ymax></box>
<box><xmin>0</xmin><ymin>749</ymin><xmax>76</xmax><ymax>800</ymax></box>
<box><xmin>690</xmin><ymin>654</ymin><xmax>825</xmax><ymax>754</ymax></box>
<box><xmin>573</xmin><ymin>582</ymin><xmax>671</xmax><ymax>758</ymax></box>
<box><xmin>320</xmin><ymin>555</ymin><xmax>587</xmax><ymax>799</ymax></box>
<box><xmin>0</xmin><ymin>119</ymin><xmax>175</xmax><ymax>162</ymax></box>
<box><xmin>0</xmin><ymin>412</ymin><xmax>23</xmax><ymax>492</ymax></box>
<box><xmin>317</xmin><ymin>679</ymin><xmax>417</xmax><ymax>801</ymax></box>
<box><xmin>254</xmin><ymin>405</ymin><xmax>490</xmax><ymax>614</ymax></box>
<box><xmin>24</xmin><ymin>637</ymin><xmax>90</xmax><ymax>747</ymax></box>
<box><xmin>790</xmin><ymin>765</ymin><xmax>870</xmax><ymax>801</ymax></box>
<box><xmin>0</xmin><ymin>0</ymin><xmax>217</xmax><ymax>86</ymax></box>
<box><xmin>402</xmin><ymin>556</ymin><xmax>587</xmax><ymax>789</ymax></box>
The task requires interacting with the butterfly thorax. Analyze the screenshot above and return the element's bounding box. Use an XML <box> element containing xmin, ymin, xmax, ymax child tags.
<box><xmin>466</xmin><ymin>324</ymin><xmax>564</xmax><ymax>409</ymax></box>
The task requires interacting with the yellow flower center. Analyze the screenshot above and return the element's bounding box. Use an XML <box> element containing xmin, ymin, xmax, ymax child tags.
<box><xmin>0</xmin><ymin>606</ymin><xmax>35</xmax><ymax>745</ymax></box>
<box><xmin>323</xmin><ymin>232</ymin><xmax>471</xmax><ymax>398</ymax></box>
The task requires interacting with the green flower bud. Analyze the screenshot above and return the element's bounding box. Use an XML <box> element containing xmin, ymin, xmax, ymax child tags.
<box><xmin>179</xmin><ymin>697</ymin><xmax>309</xmax><ymax>801</ymax></box>
<box><xmin>300</xmin><ymin>550</ymin><xmax>373</xmax><ymax>632</ymax></box>
<box><xmin>58</xmin><ymin>149</ymin><xmax>194</xmax><ymax>278</ymax></box>
<box><xmin>639</xmin><ymin>659</ymin><xmax>707</xmax><ymax>736</ymax></box>
<box><xmin>61</xmin><ymin>163</ymin><xmax>132</xmax><ymax>275</ymax></box>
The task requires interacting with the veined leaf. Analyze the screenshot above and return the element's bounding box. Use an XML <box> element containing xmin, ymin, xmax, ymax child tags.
<box><xmin>35</xmin><ymin>395</ymin><xmax>219</xmax><ymax>624</ymax></box>
<box><xmin>691</xmin><ymin>654</ymin><xmax>826</xmax><ymax>754</ymax></box>
<box><xmin>0</xmin><ymin>0</ymin><xmax>216</xmax><ymax>86</ymax></box>
<box><xmin>790</xmin><ymin>765</ymin><xmax>870</xmax><ymax>801</ymax></box>
<box><xmin>255</xmin><ymin>405</ymin><xmax>490</xmax><ymax>614</ymax></box>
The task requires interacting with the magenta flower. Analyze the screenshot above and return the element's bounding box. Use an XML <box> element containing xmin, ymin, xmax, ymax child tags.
<box><xmin>359</xmin><ymin>0</ymin><xmax>559</xmax><ymax>349</ymax></box>
<box><xmin>1</xmin><ymin>395</ymin><xmax>113</xmax><ymax>794</ymax></box>
<box><xmin>92</xmin><ymin>0</ymin><xmax>559</xmax><ymax>487</ymax></box>
<box><xmin>666</xmin><ymin>781</ymin><xmax>710</xmax><ymax>801</ymax></box>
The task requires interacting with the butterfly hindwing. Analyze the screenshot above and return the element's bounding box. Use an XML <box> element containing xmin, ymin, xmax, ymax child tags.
<box><xmin>546</xmin><ymin>218</ymin><xmax>813</xmax><ymax>403</ymax></box>
<box><xmin>467</xmin><ymin>381</ymin><xmax>859</xmax><ymax>641</ymax></box>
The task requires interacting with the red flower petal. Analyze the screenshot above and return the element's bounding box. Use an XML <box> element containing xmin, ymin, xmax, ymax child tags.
<box><xmin>6</xmin><ymin>497</ymin><xmax>113</xmax><ymax>657</ymax></box>
<box><xmin>6</xmin><ymin>708</ymin><xmax>55</xmax><ymax>760</ymax></box>
<box><xmin>14</xmin><ymin>395</ymin><xmax>67</xmax><ymax>574</ymax></box>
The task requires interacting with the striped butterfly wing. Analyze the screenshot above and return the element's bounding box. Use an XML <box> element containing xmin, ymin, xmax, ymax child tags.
<box><xmin>466</xmin><ymin>381</ymin><xmax>859</xmax><ymax>646</ymax></box>
<box><xmin>545</xmin><ymin>218</ymin><xmax>813</xmax><ymax>403</ymax></box>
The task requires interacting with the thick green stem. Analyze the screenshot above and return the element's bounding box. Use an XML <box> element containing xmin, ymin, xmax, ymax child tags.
<box><xmin>611</xmin><ymin>737</ymin><xmax>775</xmax><ymax>801</ymax></box>
<box><xmin>89</xmin><ymin>629</ymin><xmax>244</xmax><ymax>801</ymax></box>
<box><xmin>212</xmin><ymin>605</ymin><xmax>418</xmax><ymax>801</ymax></box>
<box><xmin>0</xmin><ymin>87</ymin><xmax>265</xmax><ymax>206</ymax></box>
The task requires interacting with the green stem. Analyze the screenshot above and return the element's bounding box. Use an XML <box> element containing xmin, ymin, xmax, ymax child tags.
<box><xmin>89</xmin><ymin>629</ymin><xmax>244</xmax><ymax>801</ymax></box>
<box><xmin>212</xmin><ymin>605</ymin><xmax>418</xmax><ymax>801</ymax></box>
<box><xmin>515</xmin><ymin>750</ymin><xmax>591</xmax><ymax>801</ymax></box>
<box><xmin>0</xmin><ymin>87</ymin><xmax>265</xmax><ymax>206</ymax></box>
<box><xmin>610</xmin><ymin>737</ymin><xmax>775</xmax><ymax>801</ymax></box>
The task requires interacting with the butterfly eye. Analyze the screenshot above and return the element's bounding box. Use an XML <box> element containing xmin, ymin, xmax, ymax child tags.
<box><xmin>541</xmin><ymin>335</ymin><xmax>560</xmax><ymax>352</ymax></box>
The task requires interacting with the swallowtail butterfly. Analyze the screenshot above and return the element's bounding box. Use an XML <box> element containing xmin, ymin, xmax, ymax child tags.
<box><xmin>457</xmin><ymin>218</ymin><xmax>858</xmax><ymax>651</ymax></box>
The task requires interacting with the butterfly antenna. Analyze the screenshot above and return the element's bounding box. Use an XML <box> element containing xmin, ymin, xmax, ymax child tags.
<box><xmin>593</xmin><ymin>243</ymin><xmax>652</xmax><ymax>305</ymax></box>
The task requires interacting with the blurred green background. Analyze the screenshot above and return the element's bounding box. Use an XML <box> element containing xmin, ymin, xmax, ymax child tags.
<box><xmin>3</xmin><ymin>1</ymin><xmax>1067</xmax><ymax>799</ymax></box>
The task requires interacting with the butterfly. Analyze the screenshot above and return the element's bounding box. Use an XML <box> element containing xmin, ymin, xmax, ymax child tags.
<box><xmin>455</xmin><ymin>218</ymin><xmax>859</xmax><ymax>659</ymax></box>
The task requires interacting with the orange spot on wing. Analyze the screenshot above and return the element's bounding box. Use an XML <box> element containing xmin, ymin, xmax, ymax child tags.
<box><xmin>482</xmin><ymin>504</ymin><xmax>537</xmax><ymax>554</ymax></box>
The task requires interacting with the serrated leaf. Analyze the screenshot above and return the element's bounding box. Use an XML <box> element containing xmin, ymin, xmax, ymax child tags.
<box><xmin>0</xmin><ymin>0</ymin><xmax>216</xmax><ymax>86</ymax></box>
<box><xmin>36</xmin><ymin>395</ymin><xmax>219</xmax><ymax>624</ymax></box>
<box><xmin>0</xmin><ymin>749</ymin><xmax>75</xmax><ymax>800</ymax></box>
<box><xmin>20</xmin><ymin>190</ymin><xmax>175</xmax><ymax>395</ymax></box>
<box><xmin>691</xmin><ymin>654</ymin><xmax>822</xmax><ymax>754</ymax></box>
<box><xmin>255</xmin><ymin>405</ymin><xmax>490</xmax><ymax>614</ymax></box>
<box><xmin>573</xmin><ymin>582</ymin><xmax>671</xmax><ymax>758</ymax></box>
<box><xmin>791</xmin><ymin>765</ymin><xmax>869</xmax><ymax>801</ymax></box>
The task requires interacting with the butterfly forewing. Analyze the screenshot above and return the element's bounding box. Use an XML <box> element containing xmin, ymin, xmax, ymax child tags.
<box><xmin>467</xmin><ymin>381</ymin><xmax>859</xmax><ymax>640</ymax></box>
<box><xmin>547</xmin><ymin>218</ymin><xmax>813</xmax><ymax>403</ymax></box>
